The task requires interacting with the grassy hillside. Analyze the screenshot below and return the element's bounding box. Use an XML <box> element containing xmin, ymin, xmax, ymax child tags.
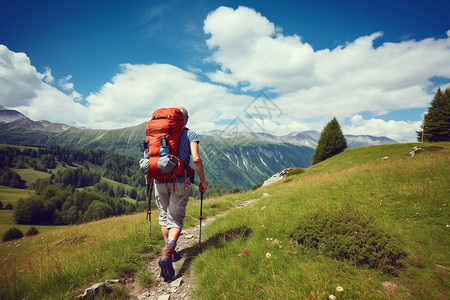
<box><xmin>0</xmin><ymin>142</ymin><xmax>449</xmax><ymax>299</ymax></box>
<box><xmin>191</xmin><ymin>142</ymin><xmax>449</xmax><ymax>299</ymax></box>
<box><xmin>0</xmin><ymin>186</ymin><xmax>54</xmax><ymax>237</ymax></box>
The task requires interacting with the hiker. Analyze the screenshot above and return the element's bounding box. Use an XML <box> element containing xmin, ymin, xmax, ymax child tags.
<box><xmin>153</xmin><ymin>106</ymin><xmax>207</xmax><ymax>280</ymax></box>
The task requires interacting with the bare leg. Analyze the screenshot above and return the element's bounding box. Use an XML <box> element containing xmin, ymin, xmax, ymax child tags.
<box><xmin>168</xmin><ymin>227</ymin><xmax>181</xmax><ymax>242</ymax></box>
<box><xmin>161</xmin><ymin>226</ymin><xmax>169</xmax><ymax>243</ymax></box>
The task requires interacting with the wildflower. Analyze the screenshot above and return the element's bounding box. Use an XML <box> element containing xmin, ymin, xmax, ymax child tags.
<box><xmin>261</xmin><ymin>206</ymin><xmax>266</xmax><ymax>210</ymax></box>
<box><xmin>243</xmin><ymin>249</ymin><xmax>250</xmax><ymax>257</ymax></box>
<box><xmin>336</xmin><ymin>286</ymin><xmax>344</xmax><ymax>292</ymax></box>
<box><xmin>329</xmin><ymin>295</ymin><xmax>336</xmax><ymax>300</ymax></box>
<box><xmin>266</xmin><ymin>252</ymin><xmax>271</xmax><ymax>258</ymax></box>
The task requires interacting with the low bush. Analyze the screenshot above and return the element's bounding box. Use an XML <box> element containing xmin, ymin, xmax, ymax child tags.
<box><xmin>287</xmin><ymin>168</ymin><xmax>305</xmax><ymax>176</ymax></box>
<box><xmin>2</xmin><ymin>227</ymin><xmax>24</xmax><ymax>242</ymax></box>
<box><xmin>291</xmin><ymin>204</ymin><xmax>406</xmax><ymax>274</ymax></box>
<box><xmin>252</xmin><ymin>183</ymin><xmax>263</xmax><ymax>190</ymax></box>
<box><xmin>25</xmin><ymin>227</ymin><xmax>39</xmax><ymax>237</ymax></box>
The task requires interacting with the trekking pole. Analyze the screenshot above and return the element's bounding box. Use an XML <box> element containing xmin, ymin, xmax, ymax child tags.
<box><xmin>146</xmin><ymin>175</ymin><xmax>153</xmax><ymax>237</ymax></box>
<box><xmin>199</xmin><ymin>191</ymin><xmax>204</xmax><ymax>251</ymax></box>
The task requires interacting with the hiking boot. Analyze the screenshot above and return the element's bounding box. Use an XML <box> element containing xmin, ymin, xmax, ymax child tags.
<box><xmin>172</xmin><ymin>249</ymin><xmax>182</xmax><ymax>262</ymax></box>
<box><xmin>158</xmin><ymin>243</ymin><xmax>175</xmax><ymax>280</ymax></box>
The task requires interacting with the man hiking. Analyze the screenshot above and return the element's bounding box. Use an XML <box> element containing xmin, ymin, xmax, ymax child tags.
<box><xmin>153</xmin><ymin>106</ymin><xmax>207</xmax><ymax>280</ymax></box>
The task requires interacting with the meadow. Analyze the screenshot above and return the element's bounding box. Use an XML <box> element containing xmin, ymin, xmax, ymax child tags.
<box><xmin>0</xmin><ymin>186</ymin><xmax>65</xmax><ymax>237</ymax></box>
<box><xmin>0</xmin><ymin>142</ymin><xmax>448</xmax><ymax>299</ymax></box>
<box><xmin>190</xmin><ymin>142</ymin><xmax>449</xmax><ymax>299</ymax></box>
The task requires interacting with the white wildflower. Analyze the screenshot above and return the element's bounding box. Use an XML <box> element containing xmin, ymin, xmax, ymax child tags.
<box><xmin>329</xmin><ymin>295</ymin><xmax>336</xmax><ymax>300</ymax></box>
<box><xmin>266</xmin><ymin>252</ymin><xmax>271</xmax><ymax>258</ymax></box>
<box><xmin>336</xmin><ymin>286</ymin><xmax>344</xmax><ymax>292</ymax></box>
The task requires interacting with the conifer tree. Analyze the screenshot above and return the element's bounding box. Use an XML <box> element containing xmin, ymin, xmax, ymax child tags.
<box><xmin>312</xmin><ymin>117</ymin><xmax>347</xmax><ymax>165</ymax></box>
<box><xmin>417</xmin><ymin>87</ymin><xmax>450</xmax><ymax>142</ymax></box>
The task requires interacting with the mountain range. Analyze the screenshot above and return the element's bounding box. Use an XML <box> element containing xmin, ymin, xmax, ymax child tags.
<box><xmin>0</xmin><ymin>105</ymin><xmax>397</xmax><ymax>189</ymax></box>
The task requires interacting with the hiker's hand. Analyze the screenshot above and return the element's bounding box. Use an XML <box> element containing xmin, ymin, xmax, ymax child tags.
<box><xmin>199</xmin><ymin>181</ymin><xmax>207</xmax><ymax>193</ymax></box>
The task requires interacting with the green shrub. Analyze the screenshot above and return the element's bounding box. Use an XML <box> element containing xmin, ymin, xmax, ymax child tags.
<box><xmin>2</xmin><ymin>227</ymin><xmax>24</xmax><ymax>242</ymax></box>
<box><xmin>286</xmin><ymin>168</ymin><xmax>305</xmax><ymax>176</ymax></box>
<box><xmin>25</xmin><ymin>227</ymin><xmax>39</xmax><ymax>237</ymax></box>
<box><xmin>0</xmin><ymin>168</ymin><xmax>26</xmax><ymax>188</ymax></box>
<box><xmin>291</xmin><ymin>204</ymin><xmax>406</xmax><ymax>274</ymax></box>
<box><xmin>14</xmin><ymin>197</ymin><xmax>46</xmax><ymax>224</ymax></box>
<box><xmin>252</xmin><ymin>183</ymin><xmax>263</xmax><ymax>190</ymax></box>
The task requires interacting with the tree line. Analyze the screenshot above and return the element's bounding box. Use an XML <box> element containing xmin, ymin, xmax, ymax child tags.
<box><xmin>0</xmin><ymin>145</ymin><xmax>148</xmax><ymax>225</ymax></box>
<box><xmin>0</xmin><ymin>145</ymin><xmax>145</xmax><ymax>188</ymax></box>
<box><xmin>14</xmin><ymin>179</ymin><xmax>141</xmax><ymax>225</ymax></box>
<box><xmin>1</xmin><ymin>144</ymin><xmax>233</xmax><ymax>228</ymax></box>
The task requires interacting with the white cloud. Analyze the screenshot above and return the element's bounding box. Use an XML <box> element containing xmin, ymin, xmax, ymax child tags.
<box><xmin>42</xmin><ymin>67</ymin><xmax>54</xmax><ymax>83</ymax></box>
<box><xmin>1</xmin><ymin>6</ymin><xmax>449</xmax><ymax>142</ymax></box>
<box><xmin>0</xmin><ymin>45</ymin><xmax>44</xmax><ymax>106</ymax></box>
<box><xmin>17</xmin><ymin>85</ymin><xmax>87</xmax><ymax>127</ymax></box>
<box><xmin>84</xmin><ymin>63</ymin><xmax>249</xmax><ymax>129</ymax></box>
<box><xmin>203</xmin><ymin>6</ymin><xmax>450</xmax><ymax>118</ymax></box>
<box><xmin>343</xmin><ymin>114</ymin><xmax>422</xmax><ymax>142</ymax></box>
<box><xmin>0</xmin><ymin>44</ymin><xmax>87</xmax><ymax>125</ymax></box>
<box><xmin>58</xmin><ymin>75</ymin><xmax>74</xmax><ymax>91</ymax></box>
<box><xmin>204</xmin><ymin>6</ymin><xmax>316</xmax><ymax>92</ymax></box>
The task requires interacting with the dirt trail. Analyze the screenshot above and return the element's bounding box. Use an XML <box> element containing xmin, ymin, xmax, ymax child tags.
<box><xmin>125</xmin><ymin>196</ymin><xmax>265</xmax><ymax>300</ymax></box>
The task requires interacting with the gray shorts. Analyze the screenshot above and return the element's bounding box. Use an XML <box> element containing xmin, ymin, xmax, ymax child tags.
<box><xmin>155</xmin><ymin>182</ymin><xmax>190</xmax><ymax>229</ymax></box>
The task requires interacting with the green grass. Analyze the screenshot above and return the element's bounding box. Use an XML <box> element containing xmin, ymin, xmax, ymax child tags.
<box><xmin>0</xmin><ymin>213</ymin><xmax>162</xmax><ymax>299</ymax></box>
<box><xmin>12</xmin><ymin>168</ymin><xmax>51</xmax><ymax>187</ymax></box>
<box><xmin>0</xmin><ymin>184</ymin><xmax>253</xmax><ymax>299</ymax></box>
<box><xmin>190</xmin><ymin>142</ymin><xmax>450</xmax><ymax>299</ymax></box>
<box><xmin>0</xmin><ymin>142</ymin><xmax>449</xmax><ymax>299</ymax></box>
<box><xmin>0</xmin><ymin>186</ymin><xmax>34</xmax><ymax>206</ymax></box>
<box><xmin>0</xmin><ymin>186</ymin><xmax>65</xmax><ymax>238</ymax></box>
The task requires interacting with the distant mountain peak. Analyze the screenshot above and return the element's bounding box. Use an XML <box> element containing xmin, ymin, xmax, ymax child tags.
<box><xmin>0</xmin><ymin>105</ymin><xmax>27</xmax><ymax>124</ymax></box>
<box><xmin>0</xmin><ymin>105</ymin><xmax>75</xmax><ymax>132</ymax></box>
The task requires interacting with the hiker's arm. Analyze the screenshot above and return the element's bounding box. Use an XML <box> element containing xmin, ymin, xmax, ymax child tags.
<box><xmin>190</xmin><ymin>141</ymin><xmax>207</xmax><ymax>192</ymax></box>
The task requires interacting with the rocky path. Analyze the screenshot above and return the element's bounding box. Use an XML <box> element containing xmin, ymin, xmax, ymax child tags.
<box><xmin>124</xmin><ymin>195</ymin><xmax>266</xmax><ymax>300</ymax></box>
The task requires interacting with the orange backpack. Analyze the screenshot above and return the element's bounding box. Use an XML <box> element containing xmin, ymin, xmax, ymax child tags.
<box><xmin>145</xmin><ymin>107</ymin><xmax>188</xmax><ymax>181</ymax></box>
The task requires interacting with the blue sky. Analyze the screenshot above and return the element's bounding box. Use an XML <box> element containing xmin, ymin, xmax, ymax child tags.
<box><xmin>1</xmin><ymin>0</ymin><xmax>449</xmax><ymax>141</ymax></box>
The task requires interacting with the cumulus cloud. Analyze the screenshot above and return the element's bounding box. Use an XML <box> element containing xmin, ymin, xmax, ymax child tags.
<box><xmin>343</xmin><ymin>114</ymin><xmax>422</xmax><ymax>141</ymax></box>
<box><xmin>58</xmin><ymin>75</ymin><xmax>83</xmax><ymax>102</ymax></box>
<box><xmin>0</xmin><ymin>45</ymin><xmax>45</xmax><ymax>106</ymax></box>
<box><xmin>1</xmin><ymin>6</ymin><xmax>449</xmax><ymax>141</ymax></box>
<box><xmin>42</xmin><ymin>67</ymin><xmax>54</xmax><ymax>83</ymax></box>
<box><xmin>204</xmin><ymin>6</ymin><xmax>315</xmax><ymax>92</ymax></box>
<box><xmin>0</xmin><ymin>44</ymin><xmax>86</xmax><ymax>125</ymax></box>
<box><xmin>84</xmin><ymin>63</ymin><xmax>248</xmax><ymax>129</ymax></box>
<box><xmin>200</xmin><ymin>6</ymin><xmax>450</xmax><ymax>140</ymax></box>
<box><xmin>203</xmin><ymin>6</ymin><xmax>450</xmax><ymax>112</ymax></box>
<box><xmin>58</xmin><ymin>75</ymin><xmax>74</xmax><ymax>91</ymax></box>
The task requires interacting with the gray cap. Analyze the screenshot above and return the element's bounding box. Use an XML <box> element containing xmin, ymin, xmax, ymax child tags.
<box><xmin>178</xmin><ymin>106</ymin><xmax>189</xmax><ymax>117</ymax></box>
